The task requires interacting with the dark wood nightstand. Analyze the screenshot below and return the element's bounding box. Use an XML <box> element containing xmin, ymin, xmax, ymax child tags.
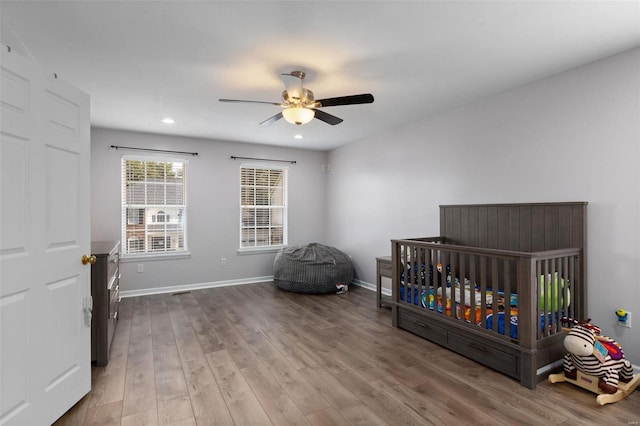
<box><xmin>376</xmin><ymin>256</ymin><xmax>392</xmax><ymax>308</ymax></box>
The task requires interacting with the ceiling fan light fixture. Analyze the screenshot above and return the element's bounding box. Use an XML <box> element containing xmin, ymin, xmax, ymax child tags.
<box><xmin>282</xmin><ymin>107</ymin><xmax>314</xmax><ymax>125</ymax></box>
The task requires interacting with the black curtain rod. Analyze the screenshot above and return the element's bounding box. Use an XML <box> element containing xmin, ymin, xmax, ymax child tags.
<box><xmin>230</xmin><ymin>156</ymin><xmax>296</xmax><ymax>164</ymax></box>
<box><xmin>111</xmin><ymin>145</ymin><xmax>198</xmax><ymax>156</ymax></box>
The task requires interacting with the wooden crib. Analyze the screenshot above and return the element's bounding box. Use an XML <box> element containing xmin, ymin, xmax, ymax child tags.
<box><xmin>390</xmin><ymin>202</ymin><xmax>587</xmax><ymax>388</ymax></box>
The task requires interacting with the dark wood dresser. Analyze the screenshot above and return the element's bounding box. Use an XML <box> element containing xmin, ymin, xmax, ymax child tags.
<box><xmin>376</xmin><ymin>256</ymin><xmax>392</xmax><ymax>308</ymax></box>
<box><xmin>91</xmin><ymin>241</ymin><xmax>120</xmax><ymax>366</ymax></box>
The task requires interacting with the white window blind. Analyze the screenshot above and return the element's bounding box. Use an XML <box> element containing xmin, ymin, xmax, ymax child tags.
<box><xmin>121</xmin><ymin>157</ymin><xmax>188</xmax><ymax>256</ymax></box>
<box><xmin>240</xmin><ymin>165</ymin><xmax>288</xmax><ymax>249</ymax></box>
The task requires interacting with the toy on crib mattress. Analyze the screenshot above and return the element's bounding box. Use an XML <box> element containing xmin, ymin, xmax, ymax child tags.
<box><xmin>559</xmin><ymin>317</ymin><xmax>633</xmax><ymax>394</ymax></box>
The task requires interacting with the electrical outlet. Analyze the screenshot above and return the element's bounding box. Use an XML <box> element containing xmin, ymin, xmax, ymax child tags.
<box><xmin>221</xmin><ymin>257</ymin><xmax>227</xmax><ymax>266</ymax></box>
<box><xmin>618</xmin><ymin>312</ymin><xmax>632</xmax><ymax>328</ymax></box>
<box><xmin>137</xmin><ymin>264</ymin><xmax>144</xmax><ymax>273</ymax></box>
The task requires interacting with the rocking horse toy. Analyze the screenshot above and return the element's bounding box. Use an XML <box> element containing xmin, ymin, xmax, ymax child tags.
<box><xmin>548</xmin><ymin>317</ymin><xmax>640</xmax><ymax>405</ymax></box>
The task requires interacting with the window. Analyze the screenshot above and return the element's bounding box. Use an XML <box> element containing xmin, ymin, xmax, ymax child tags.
<box><xmin>127</xmin><ymin>208</ymin><xmax>144</xmax><ymax>225</ymax></box>
<box><xmin>240</xmin><ymin>165</ymin><xmax>287</xmax><ymax>249</ymax></box>
<box><xmin>127</xmin><ymin>236</ymin><xmax>144</xmax><ymax>253</ymax></box>
<box><xmin>151</xmin><ymin>236</ymin><xmax>170</xmax><ymax>250</ymax></box>
<box><xmin>152</xmin><ymin>211</ymin><xmax>169</xmax><ymax>223</ymax></box>
<box><xmin>122</xmin><ymin>157</ymin><xmax>188</xmax><ymax>256</ymax></box>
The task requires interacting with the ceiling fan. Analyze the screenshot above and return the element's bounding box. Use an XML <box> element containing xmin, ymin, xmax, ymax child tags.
<box><xmin>219</xmin><ymin>71</ymin><xmax>374</xmax><ymax>126</ymax></box>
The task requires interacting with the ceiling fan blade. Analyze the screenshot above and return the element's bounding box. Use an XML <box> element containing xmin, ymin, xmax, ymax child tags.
<box><xmin>219</xmin><ymin>98</ymin><xmax>282</xmax><ymax>106</ymax></box>
<box><xmin>259</xmin><ymin>112</ymin><xmax>283</xmax><ymax>126</ymax></box>
<box><xmin>313</xmin><ymin>109</ymin><xmax>343</xmax><ymax>125</ymax></box>
<box><xmin>315</xmin><ymin>93</ymin><xmax>374</xmax><ymax>107</ymax></box>
<box><xmin>280</xmin><ymin>72</ymin><xmax>304</xmax><ymax>101</ymax></box>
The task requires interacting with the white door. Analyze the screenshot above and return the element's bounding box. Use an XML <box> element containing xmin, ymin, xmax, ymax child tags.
<box><xmin>1</xmin><ymin>45</ymin><xmax>91</xmax><ymax>425</ymax></box>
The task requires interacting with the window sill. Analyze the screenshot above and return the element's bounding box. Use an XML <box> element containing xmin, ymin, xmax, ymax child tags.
<box><xmin>237</xmin><ymin>246</ymin><xmax>285</xmax><ymax>255</ymax></box>
<box><xmin>121</xmin><ymin>251</ymin><xmax>191</xmax><ymax>262</ymax></box>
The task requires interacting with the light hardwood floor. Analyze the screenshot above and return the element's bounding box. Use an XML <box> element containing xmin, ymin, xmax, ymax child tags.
<box><xmin>55</xmin><ymin>282</ymin><xmax>639</xmax><ymax>425</ymax></box>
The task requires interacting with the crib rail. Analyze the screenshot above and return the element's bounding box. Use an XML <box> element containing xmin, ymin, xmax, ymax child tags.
<box><xmin>391</xmin><ymin>238</ymin><xmax>583</xmax><ymax>348</ymax></box>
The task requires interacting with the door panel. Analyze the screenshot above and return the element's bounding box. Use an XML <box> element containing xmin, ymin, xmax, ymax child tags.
<box><xmin>45</xmin><ymin>276</ymin><xmax>81</xmax><ymax>385</ymax></box>
<box><xmin>0</xmin><ymin>135</ymin><xmax>27</xmax><ymax>253</ymax></box>
<box><xmin>0</xmin><ymin>291</ymin><xmax>28</xmax><ymax>419</ymax></box>
<box><xmin>0</xmin><ymin>45</ymin><xmax>91</xmax><ymax>426</ymax></box>
<box><xmin>45</xmin><ymin>146</ymin><xmax>79</xmax><ymax>246</ymax></box>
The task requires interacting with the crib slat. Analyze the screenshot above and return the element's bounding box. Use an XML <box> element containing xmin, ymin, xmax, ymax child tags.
<box><xmin>504</xmin><ymin>259</ymin><xmax>512</xmax><ymax>339</ymax></box>
<box><xmin>447</xmin><ymin>250</ymin><xmax>454</xmax><ymax>317</ymax></box>
<box><xmin>459</xmin><ymin>252</ymin><xmax>466</xmax><ymax>319</ymax></box>
<box><xmin>411</xmin><ymin>243</ymin><xmax>416</xmax><ymax>306</ymax></box>
<box><xmin>569</xmin><ymin>254</ymin><xmax>576</xmax><ymax>320</ymax></box>
<box><xmin>541</xmin><ymin>259</ymin><xmax>549</xmax><ymax>337</ymax></box>
<box><xmin>535</xmin><ymin>260</ymin><xmax>542</xmax><ymax>339</ymax></box>
<box><xmin>561</xmin><ymin>256</ymin><xmax>568</xmax><ymax>323</ymax></box>
<box><xmin>550</xmin><ymin>257</ymin><xmax>556</xmax><ymax>335</ymax></box>
<box><xmin>469</xmin><ymin>255</ymin><xmax>477</xmax><ymax>326</ymax></box>
<box><xmin>491</xmin><ymin>257</ymin><xmax>499</xmax><ymax>334</ymax></box>
<box><xmin>403</xmin><ymin>243</ymin><xmax>409</xmax><ymax>306</ymax></box>
<box><xmin>439</xmin><ymin>249</ymin><xmax>447</xmax><ymax>316</ymax></box>
<box><xmin>417</xmin><ymin>245</ymin><xmax>424</xmax><ymax>308</ymax></box>
<box><xmin>480</xmin><ymin>256</ymin><xmax>487</xmax><ymax>329</ymax></box>
<box><xmin>411</xmin><ymin>244</ymin><xmax>417</xmax><ymax>306</ymax></box>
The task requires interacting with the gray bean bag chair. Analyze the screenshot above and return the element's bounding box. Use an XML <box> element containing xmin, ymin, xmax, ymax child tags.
<box><xmin>274</xmin><ymin>243</ymin><xmax>354</xmax><ymax>294</ymax></box>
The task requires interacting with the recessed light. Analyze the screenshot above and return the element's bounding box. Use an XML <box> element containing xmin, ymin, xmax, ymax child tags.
<box><xmin>162</xmin><ymin>118</ymin><xmax>175</xmax><ymax>124</ymax></box>
<box><xmin>294</xmin><ymin>134</ymin><xmax>303</xmax><ymax>139</ymax></box>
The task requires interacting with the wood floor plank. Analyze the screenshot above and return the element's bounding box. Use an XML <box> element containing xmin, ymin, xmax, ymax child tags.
<box><xmin>179</xmin><ymin>292</ymin><xmax>226</xmax><ymax>354</ymax></box>
<box><xmin>201</xmin><ymin>302</ymin><xmax>263</xmax><ymax>369</ymax></box>
<box><xmin>188</xmin><ymin>383</ymin><xmax>235</xmax><ymax>426</ymax></box>
<box><xmin>334</xmin><ymin>368</ymin><xmax>432</xmax><ymax>426</ymax></box>
<box><xmin>83</xmin><ymin>400</ymin><xmax>122</xmax><ymax>426</ymax></box>
<box><xmin>120</xmin><ymin>408</ymin><xmax>159</xmax><ymax>426</ymax></box>
<box><xmin>297</xmin><ymin>367</ymin><xmax>366</xmax><ymax>411</ymax></box>
<box><xmin>372</xmin><ymin>373</ymin><xmax>467</xmax><ymax>425</ymax></box>
<box><xmin>86</xmin><ymin>363</ymin><xmax>127</xmax><ymax>408</ymax></box>
<box><xmin>306</xmin><ymin>407</ymin><xmax>348</xmax><ymax>426</ymax></box>
<box><xmin>205</xmin><ymin>349</ymin><xmax>273</xmax><ymax>425</ymax></box>
<box><xmin>264</xmin><ymin>328</ymin><xmax>325</xmax><ymax>370</ymax></box>
<box><xmin>247</xmin><ymin>336</ymin><xmax>331</xmax><ymax>415</ymax></box>
<box><xmin>157</xmin><ymin>394</ymin><xmax>193</xmax><ymax>426</ymax></box>
<box><xmin>240</xmin><ymin>363</ymin><xmax>311</xmax><ymax>425</ymax></box>
<box><xmin>339</xmin><ymin>404</ymin><xmax>390</xmax><ymax>426</ymax></box>
<box><xmin>122</xmin><ymin>297</ymin><xmax>158</xmax><ymax>418</ymax></box>
<box><xmin>149</xmin><ymin>298</ymin><xmax>194</xmax><ymax>426</ymax></box>
<box><xmin>167</xmin><ymin>297</ymin><xmax>235</xmax><ymax>426</ymax></box>
<box><xmin>166</xmin><ymin>418</ymin><xmax>197</xmax><ymax>426</ymax></box>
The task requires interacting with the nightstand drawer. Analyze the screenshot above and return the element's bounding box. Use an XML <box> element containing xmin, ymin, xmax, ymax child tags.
<box><xmin>379</xmin><ymin>261</ymin><xmax>392</xmax><ymax>277</ymax></box>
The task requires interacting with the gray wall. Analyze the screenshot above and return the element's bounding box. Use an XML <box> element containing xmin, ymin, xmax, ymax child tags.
<box><xmin>326</xmin><ymin>47</ymin><xmax>640</xmax><ymax>364</ymax></box>
<box><xmin>91</xmin><ymin>128</ymin><xmax>328</xmax><ymax>293</ymax></box>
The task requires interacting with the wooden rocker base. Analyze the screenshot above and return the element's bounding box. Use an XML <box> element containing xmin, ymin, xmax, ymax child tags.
<box><xmin>549</xmin><ymin>371</ymin><xmax>640</xmax><ymax>406</ymax></box>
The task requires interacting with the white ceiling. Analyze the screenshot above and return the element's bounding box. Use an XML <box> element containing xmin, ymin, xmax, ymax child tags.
<box><xmin>1</xmin><ymin>1</ymin><xmax>639</xmax><ymax>150</ymax></box>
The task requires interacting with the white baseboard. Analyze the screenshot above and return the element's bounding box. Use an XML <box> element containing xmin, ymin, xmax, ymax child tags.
<box><xmin>119</xmin><ymin>275</ymin><xmax>274</xmax><ymax>298</ymax></box>
<box><xmin>122</xmin><ymin>277</ymin><xmax>389</xmax><ymax>299</ymax></box>
<box><xmin>352</xmin><ymin>279</ymin><xmax>391</xmax><ymax>296</ymax></box>
<box><xmin>351</xmin><ymin>279</ymin><xmax>373</xmax><ymax>291</ymax></box>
